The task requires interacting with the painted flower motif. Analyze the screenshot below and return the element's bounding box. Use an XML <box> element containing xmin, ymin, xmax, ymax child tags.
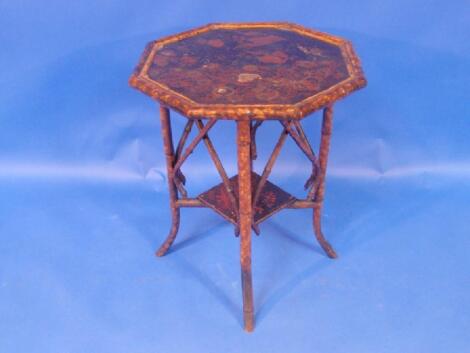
<box><xmin>264</xmin><ymin>191</ymin><xmax>277</xmax><ymax>208</ymax></box>
<box><xmin>297</xmin><ymin>45</ymin><xmax>325</xmax><ymax>57</ymax></box>
<box><xmin>203</xmin><ymin>63</ymin><xmax>221</xmax><ymax>70</ymax></box>
<box><xmin>254</xmin><ymin>205</ymin><xmax>264</xmax><ymax>216</ymax></box>
<box><xmin>237</xmin><ymin>73</ymin><xmax>262</xmax><ymax>83</ymax></box>
<box><xmin>275</xmin><ymin>66</ymin><xmax>304</xmax><ymax>81</ymax></box>
<box><xmin>255</xmin><ymin>87</ymin><xmax>280</xmax><ymax>102</ymax></box>
<box><xmin>154</xmin><ymin>55</ymin><xmax>170</xmax><ymax>67</ymax></box>
<box><xmin>180</xmin><ymin>55</ymin><xmax>197</xmax><ymax>66</ymax></box>
<box><xmin>159</xmin><ymin>49</ymin><xmax>177</xmax><ymax>57</ymax></box>
<box><xmin>241</xmin><ymin>64</ymin><xmax>259</xmax><ymax>72</ymax></box>
<box><xmin>295</xmin><ymin>60</ymin><xmax>318</xmax><ymax>69</ymax></box>
<box><xmin>241</xmin><ymin>34</ymin><xmax>285</xmax><ymax>48</ymax></box>
<box><xmin>292</xmin><ymin>80</ymin><xmax>320</xmax><ymax>92</ymax></box>
<box><xmin>207</xmin><ymin>39</ymin><xmax>225</xmax><ymax>48</ymax></box>
<box><xmin>213</xmin><ymin>86</ymin><xmax>235</xmax><ymax>96</ymax></box>
<box><xmin>143</xmin><ymin>26</ymin><xmax>353</xmax><ymax>107</ymax></box>
<box><xmin>258</xmin><ymin>50</ymin><xmax>289</xmax><ymax>64</ymax></box>
<box><xmin>215</xmin><ymin>190</ymin><xmax>231</xmax><ymax>210</ymax></box>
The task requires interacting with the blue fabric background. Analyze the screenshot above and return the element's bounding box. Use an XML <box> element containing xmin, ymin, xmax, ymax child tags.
<box><xmin>1</xmin><ymin>1</ymin><xmax>469</xmax><ymax>352</ymax></box>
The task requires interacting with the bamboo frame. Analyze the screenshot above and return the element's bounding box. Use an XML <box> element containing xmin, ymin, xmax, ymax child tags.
<box><xmin>311</xmin><ymin>105</ymin><xmax>337</xmax><ymax>258</ymax></box>
<box><xmin>252</xmin><ymin>126</ymin><xmax>289</xmax><ymax>217</ymax></box>
<box><xmin>250</xmin><ymin>120</ymin><xmax>263</xmax><ymax>161</ymax></box>
<box><xmin>195</xmin><ymin>119</ymin><xmax>240</xmax><ymax>235</ymax></box>
<box><xmin>130</xmin><ymin>22</ymin><xmax>366</xmax><ymax>332</ymax></box>
<box><xmin>155</xmin><ymin>106</ymin><xmax>180</xmax><ymax>257</ymax></box>
<box><xmin>154</xmin><ymin>104</ymin><xmax>338</xmax><ymax>329</ymax></box>
<box><xmin>175</xmin><ymin>198</ymin><xmax>320</xmax><ymax>209</ymax></box>
<box><xmin>237</xmin><ymin>120</ymin><xmax>255</xmax><ymax>331</ymax></box>
<box><xmin>172</xmin><ymin>120</ymin><xmax>193</xmax><ymax>198</ymax></box>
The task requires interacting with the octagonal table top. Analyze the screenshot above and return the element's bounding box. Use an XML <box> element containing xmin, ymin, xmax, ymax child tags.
<box><xmin>129</xmin><ymin>22</ymin><xmax>366</xmax><ymax>120</ymax></box>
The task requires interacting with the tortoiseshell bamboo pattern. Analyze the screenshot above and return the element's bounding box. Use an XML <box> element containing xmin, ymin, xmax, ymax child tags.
<box><xmin>154</xmin><ymin>105</ymin><xmax>337</xmax><ymax>328</ymax></box>
<box><xmin>172</xmin><ymin>119</ymin><xmax>216</xmax><ymax>174</ymax></box>
<box><xmin>280</xmin><ymin>120</ymin><xmax>320</xmax><ymax>192</ymax></box>
<box><xmin>173</xmin><ymin>120</ymin><xmax>193</xmax><ymax>197</ymax></box>
<box><xmin>237</xmin><ymin>120</ymin><xmax>254</xmax><ymax>332</ymax></box>
<box><xmin>129</xmin><ymin>22</ymin><xmax>366</xmax><ymax>332</ymax></box>
<box><xmin>311</xmin><ymin>105</ymin><xmax>337</xmax><ymax>259</ymax></box>
<box><xmin>195</xmin><ymin>119</ymin><xmax>240</xmax><ymax>234</ymax></box>
<box><xmin>293</xmin><ymin>120</ymin><xmax>319</xmax><ymax>190</ymax></box>
<box><xmin>250</xmin><ymin>120</ymin><xmax>263</xmax><ymax>160</ymax></box>
<box><xmin>251</xmin><ymin>126</ymin><xmax>288</xmax><ymax>218</ymax></box>
<box><xmin>156</xmin><ymin>106</ymin><xmax>180</xmax><ymax>257</ymax></box>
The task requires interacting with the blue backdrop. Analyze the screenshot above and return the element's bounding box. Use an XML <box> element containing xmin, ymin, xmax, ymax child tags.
<box><xmin>1</xmin><ymin>1</ymin><xmax>469</xmax><ymax>352</ymax></box>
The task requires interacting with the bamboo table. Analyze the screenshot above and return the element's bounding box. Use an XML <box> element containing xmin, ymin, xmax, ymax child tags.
<box><xmin>129</xmin><ymin>22</ymin><xmax>366</xmax><ymax>332</ymax></box>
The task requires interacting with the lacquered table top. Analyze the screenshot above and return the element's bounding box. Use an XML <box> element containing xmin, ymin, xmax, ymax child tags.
<box><xmin>130</xmin><ymin>23</ymin><xmax>366</xmax><ymax>119</ymax></box>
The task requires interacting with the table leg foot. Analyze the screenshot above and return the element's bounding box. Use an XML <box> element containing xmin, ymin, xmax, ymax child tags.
<box><xmin>242</xmin><ymin>268</ymin><xmax>254</xmax><ymax>332</ymax></box>
<box><xmin>243</xmin><ymin>312</ymin><xmax>254</xmax><ymax>331</ymax></box>
<box><xmin>241</xmin><ymin>256</ymin><xmax>255</xmax><ymax>332</ymax></box>
<box><xmin>156</xmin><ymin>208</ymin><xmax>180</xmax><ymax>257</ymax></box>
<box><xmin>313</xmin><ymin>207</ymin><xmax>337</xmax><ymax>259</ymax></box>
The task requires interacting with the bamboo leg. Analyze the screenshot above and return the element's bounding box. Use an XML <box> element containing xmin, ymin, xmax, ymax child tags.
<box><xmin>250</xmin><ymin>120</ymin><xmax>262</xmax><ymax>161</ymax></box>
<box><xmin>280</xmin><ymin>120</ymin><xmax>316</xmax><ymax>163</ymax></box>
<box><xmin>195</xmin><ymin>119</ymin><xmax>240</xmax><ymax>236</ymax></box>
<box><xmin>313</xmin><ymin>105</ymin><xmax>337</xmax><ymax>259</ymax></box>
<box><xmin>237</xmin><ymin>120</ymin><xmax>255</xmax><ymax>332</ymax></box>
<box><xmin>293</xmin><ymin>121</ymin><xmax>319</xmax><ymax>191</ymax></box>
<box><xmin>250</xmin><ymin>121</ymin><xmax>261</xmax><ymax>236</ymax></box>
<box><xmin>173</xmin><ymin>119</ymin><xmax>216</xmax><ymax>173</ymax></box>
<box><xmin>252</xmin><ymin>126</ymin><xmax>288</xmax><ymax>216</ymax></box>
<box><xmin>173</xmin><ymin>119</ymin><xmax>194</xmax><ymax>197</ymax></box>
<box><xmin>156</xmin><ymin>106</ymin><xmax>181</xmax><ymax>257</ymax></box>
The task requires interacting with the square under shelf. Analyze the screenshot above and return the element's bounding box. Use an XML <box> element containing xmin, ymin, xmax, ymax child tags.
<box><xmin>197</xmin><ymin>172</ymin><xmax>296</xmax><ymax>225</ymax></box>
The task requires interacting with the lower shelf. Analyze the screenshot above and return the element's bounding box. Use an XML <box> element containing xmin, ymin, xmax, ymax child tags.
<box><xmin>197</xmin><ymin>172</ymin><xmax>296</xmax><ymax>225</ymax></box>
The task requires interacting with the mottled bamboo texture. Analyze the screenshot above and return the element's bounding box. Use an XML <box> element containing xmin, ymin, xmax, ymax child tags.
<box><xmin>130</xmin><ymin>23</ymin><xmax>367</xmax><ymax>332</ymax></box>
<box><xmin>237</xmin><ymin>120</ymin><xmax>255</xmax><ymax>332</ymax></box>
<box><xmin>154</xmin><ymin>104</ymin><xmax>338</xmax><ymax>330</ymax></box>
<box><xmin>156</xmin><ymin>106</ymin><xmax>180</xmax><ymax>257</ymax></box>
<box><xmin>195</xmin><ymin>119</ymin><xmax>240</xmax><ymax>233</ymax></box>
<box><xmin>252</xmin><ymin>127</ymin><xmax>288</xmax><ymax>216</ymax></box>
<box><xmin>312</xmin><ymin>105</ymin><xmax>337</xmax><ymax>258</ymax></box>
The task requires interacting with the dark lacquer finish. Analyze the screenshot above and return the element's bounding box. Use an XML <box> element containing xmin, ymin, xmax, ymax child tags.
<box><xmin>198</xmin><ymin>172</ymin><xmax>295</xmax><ymax>225</ymax></box>
<box><xmin>130</xmin><ymin>22</ymin><xmax>366</xmax><ymax>119</ymax></box>
<box><xmin>147</xmin><ymin>28</ymin><xmax>349</xmax><ymax>105</ymax></box>
<box><xmin>129</xmin><ymin>22</ymin><xmax>367</xmax><ymax>333</ymax></box>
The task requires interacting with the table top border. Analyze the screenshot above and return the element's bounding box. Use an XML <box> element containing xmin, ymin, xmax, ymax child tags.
<box><xmin>129</xmin><ymin>22</ymin><xmax>367</xmax><ymax>120</ymax></box>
